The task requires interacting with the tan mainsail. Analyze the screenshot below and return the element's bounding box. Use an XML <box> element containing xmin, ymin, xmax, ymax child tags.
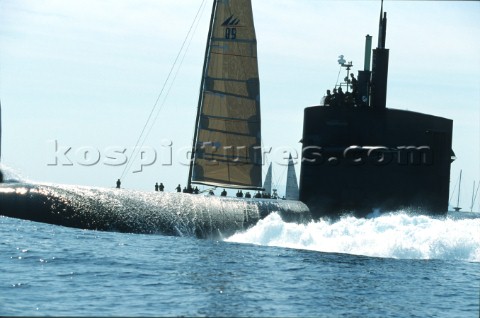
<box><xmin>190</xmin><ymin>0</ymin><xmax>262</xmax><ymax>189</ymax></box>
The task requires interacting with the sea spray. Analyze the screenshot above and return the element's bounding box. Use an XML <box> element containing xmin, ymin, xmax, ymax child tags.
<box><xmin>0</xmin><ymin>182</ymin><xmax>310</xmax><ymax>238</ymax></box>
<box><xmin>226</xmin><ymin>211</ymin><xmax>480</xmax><ymax>262</ymax></box>
<box><xmin>0</xmin><ymin>164</ymin><xmax>23</xmax><ymax>182</ymax></box>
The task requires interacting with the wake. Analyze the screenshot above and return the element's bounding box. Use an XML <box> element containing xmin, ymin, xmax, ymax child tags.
<box><xmin>227</xmin><ymin>211</ymin><xmax>480</xmax><ymax>262</ymax></box>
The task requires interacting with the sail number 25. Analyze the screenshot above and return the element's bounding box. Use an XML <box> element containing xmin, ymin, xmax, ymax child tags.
<box><xmin>225</xmin><ymin>28</ymin><xmax>237</xmax><ymax>40</ymax></box>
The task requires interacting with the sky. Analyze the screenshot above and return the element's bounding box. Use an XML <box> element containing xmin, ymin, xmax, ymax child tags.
<box><xmin>0</xmin><ymin>0</ymin><xmax>479</xmax><ymax>209</ymax></box>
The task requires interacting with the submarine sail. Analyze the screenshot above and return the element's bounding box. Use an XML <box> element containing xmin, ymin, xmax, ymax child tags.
<box><xmin>298</xmin><ymin>1</ymin><xmax>454</xmax><ymax>217</ymax></box>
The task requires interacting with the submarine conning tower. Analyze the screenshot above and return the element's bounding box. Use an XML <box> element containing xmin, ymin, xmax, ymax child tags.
<box><xmin>298</xmin><ymin>2</ymin><xmax>454</xmax><ymax>218</ymax></box>
<box><xmin>370</xmin><ymin>3</ymin><xmax>389</xmax><ymax>110</ymax></box>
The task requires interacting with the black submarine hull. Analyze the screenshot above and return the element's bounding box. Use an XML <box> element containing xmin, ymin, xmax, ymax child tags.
<box><xmin>0</xmin><ymin>182</ymin><xmax>311</xmax><ymax>238</ymax></box>
<box><xmin>299</xmin><ymin>106</ymin><xmax>453</xmax><ymax>218</ymax></box>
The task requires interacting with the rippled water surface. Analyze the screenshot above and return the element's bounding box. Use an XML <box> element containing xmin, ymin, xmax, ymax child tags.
<box><xmin>1</xmin><ymin>212</ymin><xmax>479</xmax><ymax>317</ymax></box>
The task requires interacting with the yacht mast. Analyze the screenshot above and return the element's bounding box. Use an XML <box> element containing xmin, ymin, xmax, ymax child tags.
<box><xmin>187</xmin><ymin>0</ymin><xmax>218</xmax><ymax>189</ymax></box>
<box><xmin>471</xmin><ymin>181</ymin><xmax>479</xmax><ymax>212</ymax></box>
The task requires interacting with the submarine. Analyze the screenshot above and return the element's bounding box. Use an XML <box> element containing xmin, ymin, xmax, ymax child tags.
<box><xmin>299</xmin><ymin>2</ymin><xmax>453</xmax><ymax>218</ymax></box>
<box><xmin>0</xmin><ymin>1</ymin><xmax>453</xmax><ymax>235</ymax></box>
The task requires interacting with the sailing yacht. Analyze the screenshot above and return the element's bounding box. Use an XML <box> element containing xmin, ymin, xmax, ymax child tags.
<box><xmin>470</xmin><ymin>181</ymin><xmax>479</xmax><ymax>212</ymax></box>
<box><xmin>285</xmin><ymin>154</ymin><xmax>299</xmax><ymax>200</ymax></box>
<box><xmin>263</xmin><ymin>163</ymin><xmax>273</xmax><ymax>195</ymax></box>
<box><xmin>0</xmin><ymin>0</ymin><xmax>310</xmax><ymax>237</ymax></box>
<box><xmin>261</xmin><ymin>155</ymin><xmax>299</xmax><ymax>201</ymax></box>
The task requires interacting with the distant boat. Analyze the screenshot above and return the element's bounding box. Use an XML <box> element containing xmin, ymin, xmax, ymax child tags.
<box><xmin>470</xmin><ymin>180</ymin><xmax>479</xmax><ymax>212</ymax></box>
<box><xmin>453</xmin><ymin>170</ymin><xmax>462</xmax><ymax>211</ymax></box>
<box><xmin>285</xmin><ymin>154</ymin><xmax>299</xmax><ymax>201</ymax></box>
<box><xmin>263</xmin><ymin>163</ymin><xmax>273</xmax><ymax>195</ymax></box>
<box><xmin>261</xmin><ymin>156</ymin><xmax>299</xmax><ymax>200</ymax></box>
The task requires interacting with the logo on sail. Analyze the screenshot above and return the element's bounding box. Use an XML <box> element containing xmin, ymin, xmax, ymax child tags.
<box><xmin>222</xmin><ymin>15</ymin><xmax>240</xmax><ymax>26</ymax></box>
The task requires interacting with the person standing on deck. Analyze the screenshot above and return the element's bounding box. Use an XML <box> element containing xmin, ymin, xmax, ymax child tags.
<box><xmin>324</xmin><ymin>90</ymin><xmax>332</xmax><ymax>106</ymax></box>
<box><xmin>116</xmin><ymin>179</ymin><xmax>121</xmax><ymax>189</ymax></box>
<box><xmin>337</xmin><ymin>87</ymin><xmax>345</xmax><ymax>107</ymax></box>
<box><xmin>350</xmin><ymin>73</ymin><xmax>358</xmax><ymax>94</ymax></box>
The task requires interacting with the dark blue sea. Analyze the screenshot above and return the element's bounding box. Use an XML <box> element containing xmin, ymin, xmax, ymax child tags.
<box><xmin>1</xmin><ymin>210</ymin><xmax>479</xmax><ymax>317</ymax></box>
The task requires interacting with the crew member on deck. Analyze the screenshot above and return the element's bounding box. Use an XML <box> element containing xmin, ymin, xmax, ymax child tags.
<box><xmin>221</xmin><ymin>189</ymin><xmax>227</xmax><ymax>196</ymax></box>
<box><xmin>176</xmin><ymin>184</ymin><xmax>181</xmax><ymax>192</ymax></box>
<box><xmin>337</xmin><ymin>87</ymin><xmax>345</xmax><ymax>107</ymax></box>
<box><xmin>155</xmin><ymin>183</ymin><xmax>159</xmax><ymax>192</ymax></box>
<box><xmin>0</xmin><ymin>171</ymin><xmax>3</xmax><ymax>183</ymax></box>
<box><xmin>116</xmin><ymin>179</ymin><xmax>121</xmax><ymax>189</ymax></box>
<box><xmin>194</xmin><ymin>187</ymin><xmax>199</xmax><ymax>194</ymax></box>
<box><xmin>324</xmin><ymin>89</ymin><xmax>332</xmax><ymax>106</ymax></box>
<box><xmin>159</xmin><ymin>183</ymin><xmax>165</xmax><ymax>192</ymax></box>
<box><xmin>245</xmin><ymin>192</ymin><xmax>251</xmax><ymax>198</ymax></box>
<box><xmin>350</xmin><ymin>73</ymin><xmax>358</xmax><ymax>94</ymax></box>
<box><xmin>331</xmin><ymin>88</ymin><xmax>338</xmax><ymax>107</ymax></box>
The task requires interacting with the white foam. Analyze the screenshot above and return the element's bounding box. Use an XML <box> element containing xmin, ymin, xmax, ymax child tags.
<box><xmin>226</xmin><ymin>211</ymin><xmax>480</xmax><ymax>262</ymax></box>
<box><xmin>0</xmin><ymin>164</ymin><xmax>24</xmax><ymax>182</ymax></box>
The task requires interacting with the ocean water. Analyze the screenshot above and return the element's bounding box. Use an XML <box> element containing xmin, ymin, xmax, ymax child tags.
<box><xmin>1</xmin><ymin>211</ymin><xmax>479</xmax><ymax>317</ymax></box>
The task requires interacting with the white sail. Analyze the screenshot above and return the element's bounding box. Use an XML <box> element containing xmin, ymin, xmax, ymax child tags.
<box><xmin>190</xmin><ymin>0</ymin><xmax>262</xmax><ymax>190</ymax></box>
<box><xmin>263</xmin><ymin>163</ymin><xmax>272</xmax><ymax>194</ymax></box>
<box><xmin>285</xmin><ymin>154</ymin><xmax>299</xmax><ymax>200</ymax></box>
